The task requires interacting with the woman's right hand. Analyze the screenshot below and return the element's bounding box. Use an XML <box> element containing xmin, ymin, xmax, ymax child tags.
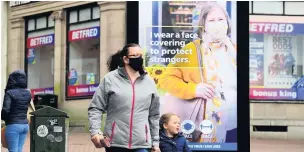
<box><xmin>195</xmin><ymin>83</ymin><xmax>215</xmax><ymax>99</ymax></box>
<box><xmin>91</xmin><ymin>134</ymin><xmax>104</xmax><ymax>148</ymax></box>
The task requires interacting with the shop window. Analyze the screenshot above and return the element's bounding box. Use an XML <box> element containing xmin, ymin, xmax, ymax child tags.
<box><xmin>252</xmin><ymin>1</ymin><xmax>283</xmax><ymax>15</ymax></box>
<box><xmin>285</xmin><ymin>2</ymin><xmax>304</xmax><ymax>15</ymax></box>
<box><xmin>25</xmin><ymin>13</ymin><xmax>55</xmax><ymax>98</ymax></box>
<box><xmin>250</xmin><ymin>15</ymin><xmax>304</xmax><ymax>101</ymax></box>
<box><xmin>66</xmin><ymin>4</ymin><xmax>100</xmax><ymax>98</ymax></box>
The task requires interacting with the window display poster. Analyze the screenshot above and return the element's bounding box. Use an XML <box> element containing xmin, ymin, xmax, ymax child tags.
<box><xmin>27</xmin><ymin>48</ymin><xmax>36</xmax><ymax>64</ymax></box>
<box><xmin>250</xmin><ymin>34</ymin><xmax>264</xmax><ymax>86</ymax></box>
<box><xmin>69</xmin><ymin>68</ymin><xmax>78</xmax><ymax>86</ymax></box>
<box><xmin>139</xmin><ymin>1</ymin><xmax>237</xmax><ymax>151</ymax></box>
<box><xmin>249</xmin><ymin>17</ymin><xmax>304</xmax><ymax>100</ymax></box>
<box><xmin>266</xmin><ymin>34</ymin><xmax>297</xmax><ymax>87</ymax></box>
<box><xmin>86</xmin><ymin>73</ymin><xmax>95</xmax><ymax>84</ymax></box>
<box><xmin>68</xmin><ymin>67</ymin><xmax>99</xmax><ymax>97</ymax></box>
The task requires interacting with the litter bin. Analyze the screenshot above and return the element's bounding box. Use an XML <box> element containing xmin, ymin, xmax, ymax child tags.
<box><xmin>29</xmin><ymin>106</ymin><xmax>69</xmax><ymax>152</ymax></box>
<box><xmin>33</xmin><ymin>94</ymin><xmax>58</xmax><ymax>110</ymax></box>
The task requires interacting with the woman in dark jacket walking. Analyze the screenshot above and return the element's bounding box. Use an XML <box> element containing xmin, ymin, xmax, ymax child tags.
<box><xmin>1</xmin><ymin>70</ymin><xmax>32</xmax><ymax>152</ymax></box>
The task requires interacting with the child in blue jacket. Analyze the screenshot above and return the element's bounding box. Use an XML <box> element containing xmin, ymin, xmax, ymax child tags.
<box><xmin>159</xmin><ymin>113</ymin><xmax>192</xmax><ymax>152</ymax></box>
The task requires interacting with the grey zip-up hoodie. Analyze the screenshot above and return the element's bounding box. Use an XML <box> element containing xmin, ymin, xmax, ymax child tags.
<box><xmin>88</xmin><ymin>67</ymin><xmax>160</xmax><ymax>149</ymax></box>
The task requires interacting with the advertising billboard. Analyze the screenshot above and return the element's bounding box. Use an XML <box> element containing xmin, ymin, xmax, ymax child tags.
<box><xmin>139</xmin><ymin>1</ymin><xmax>237</xmax><ymax>151</ymax></box>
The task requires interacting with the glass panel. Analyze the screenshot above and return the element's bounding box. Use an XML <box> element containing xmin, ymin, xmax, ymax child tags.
<box><xmin>48</xmin><ymin>15</ymin><xmax>54</xmax><ymax>27</ymax></box>
<box><xmin>28</xmin><ymin>19</ymin><xmax>35</xmax><ymax>31</ymax></box>
<box><xmin>69</xmin><ymin>11</ymin><xmax>78</xmax><ymax>23</ymax></box>
<box><xmin>36</xmin><ymin>17</ymin><xmax>47</xmax><ymax>29</ymax></box>
<box><xmin>253</xmin><ymin>1</ymin><xmax>283</xmax><ymax>14</ymax></box>
<box><xmin>249</xmin><ymin>1</ymin><xmax>252</xmax><ymax>14</ymax></box>
<box><xmin>285</xmin><ymin>2</ymin><xmax>304</xmax><ymax>15</ymax></box>
<box><xmin>79</xmin><ymin>8</ymin><xmax>91</xmax><ymax>21</ymax></box>
<box><xmin>92</xmin><ymin>6</ymin><xmax>100</xmax><ymax>19</ymax></box>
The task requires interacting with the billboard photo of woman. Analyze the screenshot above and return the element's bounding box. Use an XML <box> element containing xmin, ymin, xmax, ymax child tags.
<box><xmin>140</xmin><ymin>1</ymin><xmax>237</xmax><ymax>151</ymax></box>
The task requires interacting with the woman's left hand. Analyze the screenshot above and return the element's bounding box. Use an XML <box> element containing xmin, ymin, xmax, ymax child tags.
<box><xmin>152</xmin><ymin>146</ymin><xmax>161</xmax><ymax>152</ymax></box>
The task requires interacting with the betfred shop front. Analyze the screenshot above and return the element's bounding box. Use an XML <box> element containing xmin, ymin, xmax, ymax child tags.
<box><xmin>7</xmin><ymin>1</ymin><xmax>126</xmax><ymax>128</ymax></box>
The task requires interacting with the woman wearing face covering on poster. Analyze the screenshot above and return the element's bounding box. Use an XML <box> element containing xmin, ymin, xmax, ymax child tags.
<box><xmin>88</xmin><ymin>43</ymin><xmax>161</xmax><ymax>152</ymax></box>
<box><xmin>158</xmin><ymin>3</ymin><xmax>237</xmax><ymax>143</ymax></box>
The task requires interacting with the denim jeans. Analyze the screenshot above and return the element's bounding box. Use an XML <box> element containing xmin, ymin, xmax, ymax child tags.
<box><xmin>5</xmin><ymin>124</ymin><xmax>29</xmax><ymax>152</ymax></box>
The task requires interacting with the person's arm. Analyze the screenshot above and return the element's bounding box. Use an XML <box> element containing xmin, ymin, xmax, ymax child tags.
<box><xmin>149</xmin><ymin>90</ymin><xmax>161</xmax><ymax>148</ymax></box>
<box><xmin>88</xmin><ymin>78</ymin><xmax>109</xmax><ymax>137</ymax></box>
<box><xmin>158</xmin><ymin>42</ymin><xmax>199</xmax><ymax>100</ymax></box>
<box><xmin>1</xmin><ymin>93</ymin><xmax>11</xmax><ymax>121</ymax></box>
<box><xmin>159</xmin><ymin>67</ymin><xmax>198</xmax><ymax>99</ymax></box>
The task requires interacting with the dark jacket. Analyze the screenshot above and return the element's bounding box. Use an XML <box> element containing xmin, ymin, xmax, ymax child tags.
<box><xmin>1</xmin><ymin>70</ymin><xmax>32</xmax><ymax>125</ymax></box>
<box><xmin>159</xmin><ymin>131</ymin><xmax>191</xmax><ymax>152</ymax></box>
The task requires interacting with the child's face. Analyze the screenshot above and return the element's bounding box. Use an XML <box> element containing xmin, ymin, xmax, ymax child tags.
<box><xmin>164</xmin><ymin>115</ymin><xmax>180</xmax><ymax>136</ymax></box>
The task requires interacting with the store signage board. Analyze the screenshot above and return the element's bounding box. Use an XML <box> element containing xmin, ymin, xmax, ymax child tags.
<box><xmin>9</xmin><ymin>1</ymin><xmax>36</xmax><ymax>7</ymax></box>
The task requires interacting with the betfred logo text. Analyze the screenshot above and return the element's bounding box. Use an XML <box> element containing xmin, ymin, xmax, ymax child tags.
<box><xmin>250</xmin><ymin>22</ymin><xmax>294</xmax><ymax>33</ymax></box>
<box><xmin>27</xmin><ymin>34</ymin><xmax>54</xmax><ymax>48</ymax></box>
<box><xmin>68</xmin><ymin>27</ymin><xmax>99</xmax><ymax>41</ymax></box>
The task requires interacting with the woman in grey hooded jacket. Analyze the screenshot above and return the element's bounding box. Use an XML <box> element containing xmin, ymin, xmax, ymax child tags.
<box><xmin>88</xmin><ymin>43</ymin><xmax>161</xmax><ymax>152</ymax></box>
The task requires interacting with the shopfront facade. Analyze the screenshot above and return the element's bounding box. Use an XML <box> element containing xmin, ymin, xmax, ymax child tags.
<box><xmin>250</xmin><ymin>1</ymin><xmax>304</xmax><ymax>140</ymax></box>
<box><xmin>6</xmin><ymin>1</ymin><xmax>126</xmax><ymax>130</ymax></box>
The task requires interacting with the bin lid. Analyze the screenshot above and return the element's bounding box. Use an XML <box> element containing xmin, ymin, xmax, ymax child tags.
<box><xmin>30</xmin><ymin>106</ymin><xmax>69</xmax><ymax>118</ymax></box>
<box><xmin>34</xmin><ymin>94</ymin><xmax>58</xmax><ymax>97</ymax></box>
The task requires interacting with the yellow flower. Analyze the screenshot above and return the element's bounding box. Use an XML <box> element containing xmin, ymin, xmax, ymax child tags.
<box><xmin>146</xmin><ymin>64</ymin><xmax>166</xmax><ymax>86</ymax></box>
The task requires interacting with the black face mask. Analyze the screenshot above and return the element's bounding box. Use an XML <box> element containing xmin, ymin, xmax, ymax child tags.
<box><xmin>128</xmin><ymin>57</ymin><xmax>143</xmax><ymax>71</ymax></box>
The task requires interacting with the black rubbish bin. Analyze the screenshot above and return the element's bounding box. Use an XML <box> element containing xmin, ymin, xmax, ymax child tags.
<box><xmin>33</xmin><ymin>94</ymin><xmax>58</xmax><ymax>110</ymax></box>
<box><xmin>29</xmin><ymin>106</ymin><xmax>69</xmax><ymax>152</ymax></box>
